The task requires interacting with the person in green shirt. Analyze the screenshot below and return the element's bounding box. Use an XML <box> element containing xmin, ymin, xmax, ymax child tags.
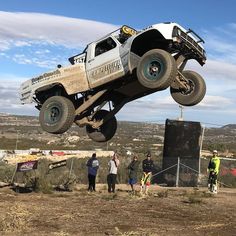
<box><xmin>207</xmin><ymin>150</ymin><xmax>220</xmax><ymax>193</ymax></box>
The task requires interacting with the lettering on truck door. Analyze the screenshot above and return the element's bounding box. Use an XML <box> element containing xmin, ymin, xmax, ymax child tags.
<box><xmin>86</xmin><ymin>37</ymin><xmax>125</xmax><ymax>88</ymax></box>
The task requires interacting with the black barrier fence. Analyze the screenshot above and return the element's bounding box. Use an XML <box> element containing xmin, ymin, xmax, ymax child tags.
<box><xmin>159</xmin><ymin>119</ymin><xmax>203</xmax><ymax>187</ymax></box>
<box><xmin>163</xmin><ymin>119</ymin><xmax>203</xmax><ymax>160</ymax></box>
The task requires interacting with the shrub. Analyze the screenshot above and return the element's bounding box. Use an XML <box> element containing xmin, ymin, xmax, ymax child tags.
<box><xmin>187</xmin><ymin>195</ymin><xmax>203</xmax><ymax>204</ymax></box>
<box><xmin>0</xmin><ymin>163</ymin><xmax>15</xmax><ymax>183</ymax></box>
<box><xmin>156</xmin><ymin>190</ymin><xmax>168</xmax><ymax>198</ymax></box>
<box><xmin>34</xmin><ymin>176</ymin><xmax>53</xmax><ymax>194</ymax></box>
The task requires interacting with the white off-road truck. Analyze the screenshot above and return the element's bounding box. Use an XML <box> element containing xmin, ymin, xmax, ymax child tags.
<box><xmin>20</xmin><ymin>23</ymin><xmax>206</xmax><ymax>142</ymax></box>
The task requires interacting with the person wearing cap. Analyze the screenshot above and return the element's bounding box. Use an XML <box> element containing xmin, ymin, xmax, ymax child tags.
<box><xmin>107</xmin><ymin>152</ymin><xmax>120</xmax><ymax>193</ymax></box>
<box><xmin>140</xmin><ymin>152</ymin><xmax>154</xmax><ymax>195</ymax></box>
<box><xmin>128</xmin><ymin>155</ymin><xmax>139</xmax><ymax>192</ymax></box>
<box><xmin>86</xmin><ymin>153</ymin><xmax>99</xmax><ymax>192</ymax></box>
<box><xmin>207</xmin><ymin>150</ymin><xmax>220</xmax><ymax>193</ymax></box>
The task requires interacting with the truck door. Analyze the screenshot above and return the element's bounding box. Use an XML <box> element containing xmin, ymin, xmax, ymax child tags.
<box><xmin>86</xmin><ymin>37</ymin><xmax>125</xmax><ymax>89</ymax></box>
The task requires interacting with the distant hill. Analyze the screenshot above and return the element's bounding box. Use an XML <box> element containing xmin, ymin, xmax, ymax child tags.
<box><xmin>0</xmin><ymin>113</ymin><xmax>235</xmax><ymax>154</ymax></box>
<box><xmin>221</xmin><ymin>124</ymin><xmax>236</xmax><ymax>130</ymax></box>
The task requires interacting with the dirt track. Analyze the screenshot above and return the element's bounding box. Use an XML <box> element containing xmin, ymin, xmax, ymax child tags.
<box><xmin>0</xmin><ymin>185</ymin><xmax>235</xmax><ymax>236</ymax></box>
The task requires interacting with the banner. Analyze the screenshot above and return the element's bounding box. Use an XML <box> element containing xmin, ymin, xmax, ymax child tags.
<box><xmin>16</xmin><ymin>160</ymin><xmax>38</xmax><ymax>172</ymax></box>
<box><xmin>48</xmin><ymin>160</ymin><xmax>67</xmax><ymax>170</ymax></box>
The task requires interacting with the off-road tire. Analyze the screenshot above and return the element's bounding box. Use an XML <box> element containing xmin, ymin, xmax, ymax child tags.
<box><xmin>39</xmin><ymin>96</ymin><xmax>75</xmax><ymax>134</ymax></box>
<box><xmin>170</xmin><ymin>70</ymin><xmax>206</xmax><ymax>106</ymax></box>
<box><xmin>86</xmin><ymin>110</ymin><xmax>117</xmax><ymax>142</ymax></box>
<box><xmin>137</xmin><ymin>49</ymin><xmax>177</xmax><ymax>90</ymax></box>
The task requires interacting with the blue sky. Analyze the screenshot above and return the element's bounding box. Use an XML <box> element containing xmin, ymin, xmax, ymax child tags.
<box><xmin>0</xmin><ymin>0</ymin><xmax>236</xmax><ymax>126</ymax></box>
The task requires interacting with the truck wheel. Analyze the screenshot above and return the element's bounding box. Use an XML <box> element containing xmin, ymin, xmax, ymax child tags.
<box><xmin>170</xmin><ymin>70</ymin><xmax>206</xmax><ymax>106</ymax></box>
<box><xmin>137</xmin><ymin>49</ymin><xmax>177</xmax><ymax>89</ymax></box>
<box><xmin>86</xmin><ymin>110</ymin><xmax>117</xmax><ymax>142</ymax></box>
<box><xmin>39</xmin><ymin>96</ymin><xmax>75</xmax><ymax>134</ymax></box>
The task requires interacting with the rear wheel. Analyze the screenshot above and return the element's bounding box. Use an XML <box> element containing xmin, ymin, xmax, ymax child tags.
<box><xmin>137</xmin><ymin>49</ymin><xmax>177</xmax><ymax>90</ymax></box>
<box><xmin>39</xmin><ymin>96</ymin><xmax>75</xmax><ymax>134</ymax></box>
<box><xmin>170</xmin><ymin>70</ymin><xmax>206</xmax><ymax>106</ymax></box>
<box><xmin>86</xmin><ymin>110</ymin><xmax>117</xmax><ymax>142</ymax></box>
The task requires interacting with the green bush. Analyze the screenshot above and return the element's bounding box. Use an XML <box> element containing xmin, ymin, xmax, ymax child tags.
<box><xmin>34</xmin><ymin>176</ymin><xmax>53</xmax><ymax>194</ymax></box>
<box><xmin>0</xmin><ymin>163</ymin><xmax>15</xmax><ymax>183</ymax></box>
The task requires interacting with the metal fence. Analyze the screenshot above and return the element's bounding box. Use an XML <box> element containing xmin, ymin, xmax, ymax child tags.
<box><xmin>152</xmin><ymin>157</ymin><xmax>236</xmax><ymax>188</ymax></box>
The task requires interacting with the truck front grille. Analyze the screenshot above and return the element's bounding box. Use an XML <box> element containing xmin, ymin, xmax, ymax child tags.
<box><xmin>179</xmin><ymin>31</ymin><xmax>205</xmax><ymax>57</ymax></box>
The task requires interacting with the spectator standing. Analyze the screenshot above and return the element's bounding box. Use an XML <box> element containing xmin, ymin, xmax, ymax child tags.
<box><xmin>107</xmin><ymin>153</ymin><xmax>120</xmax><ymax>193</ymax></box>
<box><xmin>140</xmin><ymin>152</ymin><xmax>154</xmax><ymax>195</ymax></box>
<box><xmin>86</xmin><ymin>153</ymin><xmax>99</xmax><ymax>192</ymax></box>
<box><xmin>128</xmin><ymin>156</ymin><xmax>139</xmax><ymax>192</ymax></box>
<box><xmin>207</xmin><ymin>150</ymin><xmax>220</xmax><ymax>193</ymax></box>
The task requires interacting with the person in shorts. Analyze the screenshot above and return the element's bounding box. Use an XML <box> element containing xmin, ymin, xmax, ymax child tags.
<box><xmin>140</xmin><ymin>152</ymin><xmax>154</xmax><ymax>195</ymax></box>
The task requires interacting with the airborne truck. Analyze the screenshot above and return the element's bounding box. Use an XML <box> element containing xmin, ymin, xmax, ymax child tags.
<box><xmin>20</xmin><ymin>23</ymin><xmax>207</xmax><ymax>142</ymax></box>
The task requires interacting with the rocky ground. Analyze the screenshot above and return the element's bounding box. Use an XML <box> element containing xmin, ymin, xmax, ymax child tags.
<box><xmin>0</xmin><ymin>184</ymin><xmax>235</xmax><ymax>236</ymax></box>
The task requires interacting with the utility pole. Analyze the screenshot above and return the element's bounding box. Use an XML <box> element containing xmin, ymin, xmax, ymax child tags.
<box><xmin>15</xmin><ymin>117</ymin><xmax>19</xmax><ymax>151</ymax></box>
<box><xmin>176</xmin><ymin>157</ymin><xmax>180</xmax><ymax>187</ymax></box>
<box><xmin>15</xmin><ymin>131</ymin><xmax>19</xmax><ymax>151</ymax></box>
<box><xmin>179</xmin><ymin>105</ymin><xmax>184</xmax><ymax>121</ymax></box>
<box><xmin>198</xmin><ymin>125</ymin><xmax>205</xmax><ymax>181</ymax></box>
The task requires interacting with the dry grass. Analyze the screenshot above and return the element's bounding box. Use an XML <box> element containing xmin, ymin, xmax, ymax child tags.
<box><xmin>0</xmin><ymin>185</ymin><xmax>235</xmax><ymax>236</ymax></box>
<box><xmin>52</xmin><ymin>231</ymin><xmax>70</xmax><ymax>236</ymax></box>
<box><xmin>182</xmin><ymin>189</ymin><xmax>214</xmax><ymax>204</ymax></box>
<box><xmin>114</xmin><ymin>227</ymin><xmax>156</xmax><ymax>236</ymax></box>
<box><xmin>0</xmin><ymin>203</ymin><xmax>31</xmax><ymax>232</ymax></box>
<box><xmin>154</xmin><ymin>190</ymin><xmax>169</xmax><ymax>198</ymax></box>
<box><xmin>102</xmin><ymin>193</ymin><xmax>118</xmax><ymax>201</ymax></box>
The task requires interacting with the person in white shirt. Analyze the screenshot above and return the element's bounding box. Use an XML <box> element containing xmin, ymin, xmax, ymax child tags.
<box><xmin>107</xmin><ymin>153</ymin><xmax>120</xmax><ymax>193</ymax></box>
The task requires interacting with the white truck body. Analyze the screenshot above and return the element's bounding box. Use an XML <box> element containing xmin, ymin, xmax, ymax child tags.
<box><xmin>20</xmin><ymin>23</ymin><xmax>205</xmax><ymax>104</ymax></box>
<box><xmin>19</xmin><ymin>22</ymin><xmax>206</xmax><ymax>142</ymax></box>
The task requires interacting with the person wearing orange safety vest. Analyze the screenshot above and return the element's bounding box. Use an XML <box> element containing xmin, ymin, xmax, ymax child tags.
<box><xmin>207</xmin><ymin>150</ymin><xmax>220</xmax><ymax>193</ymax></box>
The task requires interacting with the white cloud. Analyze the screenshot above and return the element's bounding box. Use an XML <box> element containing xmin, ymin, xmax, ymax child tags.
<box><xmin>201</xmin><ymin>24</ymin><xmax>236</xmax><ymax>64</ymax></box>
<box><xmin>0</xmin><ymin>74</ymin><xmax>35</xmax><ymax>115</ymax></box>
<box><xmin>0</xmin><ymin>39</ymin><xmax>10</xmax><ymax>51</ymax></box>
<box><xmin>14</xmin><ymin>41</ymin><xmax>32</xmax><ymax>47</ymax></box>
<box><xmin>11</xmin><ymin>53</ymin><xmax>66</xmax><ymax>69</ymax></box>
<box><xmin>35</xmin><ymin>49</ymin><xmax>50</xmax><ymax>55</ymax></box>
<box><xmin>188</xmin><ymin>59</ymin><xmax>236</xmax><ymax>83</ymax></box>
<box><xmin>0</xmin><ymin>11</ymin><xmax>118</xmax><ymax>51</ymax></box>
<box><xmin>197</xmin><ymin>95</ymin><xmax>233</xmax><ymax>108</ymax></box>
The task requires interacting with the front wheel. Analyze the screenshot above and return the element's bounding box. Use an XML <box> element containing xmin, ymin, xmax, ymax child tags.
<box><xmin>86</xmin><ymin>110</ymin><xmax>117</xmax><ymax>142</ymax></box>
<box><xmin>39</xmin><ymin>96</ymin><xmax>75</xmax><ymax>134</ymax></box>
<box><xmin>170</xmin><ymin>70</ymin><xmax>206</xmax><ymax>106</ymax></box>
<box><xmin>137</xmin><ymin>49</ymin><xmax>177</xmax><ymax>90</ymax></box>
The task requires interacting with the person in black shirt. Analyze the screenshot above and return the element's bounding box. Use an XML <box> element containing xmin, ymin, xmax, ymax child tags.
<box><xmin>128</xmin><ymin>156</ymin><xmax>139</xmax><ymax>192</ymax></box>
<box><xmin>140</xmin><ymin>152</ymin><xmax>154</xmax><ymax>195</ymax></box>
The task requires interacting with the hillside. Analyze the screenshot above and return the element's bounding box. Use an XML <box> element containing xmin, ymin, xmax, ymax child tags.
<box><xmin>0</xmin><ymin>113</ymin><xmax>236</xmax><ymax>155</ymax></box>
